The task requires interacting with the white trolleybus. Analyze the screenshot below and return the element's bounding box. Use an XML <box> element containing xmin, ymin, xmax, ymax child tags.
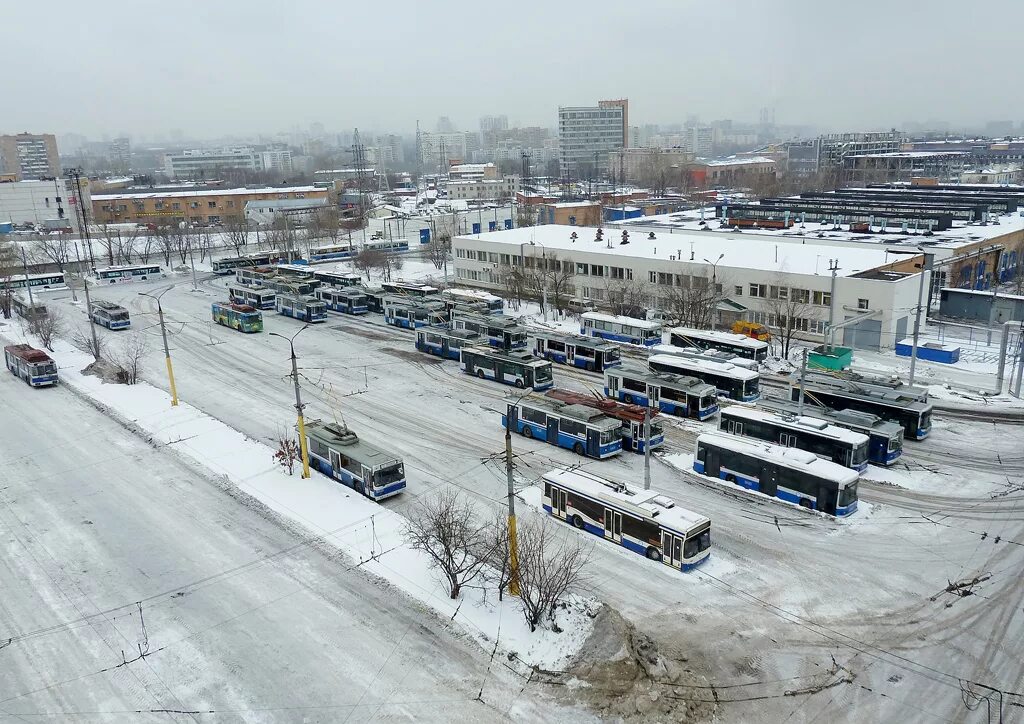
<box><xmin>547</xmin><ymin>388</ymin><xmax>665</xmax><ymax>454</ymax></box>
<box><xmin>5</xmin><ymin>271</ymin><xmax>67</xmax><ymax>292</ymax></box>
<box><xmin>759</xmin><ymin>398</ymin><xmax>903</xmax><ymax>467</ymax></box>
<box><xmin>11</xmin><ymin>295</ymin><xmax>48</xmax><ymax>322</ymax></box>
<box><xmin>650</xmin><ymin>344</ymin><xmax>758</xmax><ymax>371</ymax></box>
<box><xmin>503</xmin><ymin>395</ymin><xmax>623</xmax><ymax>459</ymax></box>
<box><xmin>90</xmin><ymin>300</ymin><xmax>131</xmax><ymax>329</ymax></box>
<box><xmin>93</xmin><ymin>264</ymin><xmax>163</xmax><ymax>284</ymax></box>
<box><xmin>440</xmin><ymin>288</ymin><xmax>503</xmax><ymax>315</ymax></box>
<box><xmin>694</xmin><ymin>432</ymin><xmax>859</xmax><ymax>517</ymax></box>
<box><xmin>305</xmin><ymin>421</ymin><xmax>407</xmax><ymax>501</ymax></box>
<box><xmin>719</xmin><ymin>406</ymin><xmax>870</xmax><ymax>472</ymax></box>
<box><xmin>415</xmin><ymin>328</ymin><xmax>481</xmax><ymax>360</ymax></box>
<box><xmin>312</xmin><ymin>270</ymin><xmax>364</xmax><ymax>288</ymax></box>
<box><xmin>667</xmin><ymin>327</ymin><xmax>769</xmax><ymax>362</ymax></box>
<box><xmin>532</xmin><ymin>331</ymin><xmax>621</xmax><ymax>372</ymax></box>
<box><xmin>604</xmin><ymin>363</ymin><xmax>719</xmax><ymax>420</ymax></box>
<box><xmin>542</xmin><ymin>468</ymin><xmax>712</xmax><ymax>571</ymax></box>
<box><xmin>580</xmin><ymin>312</ymin><xmax>662</xmax><ymax>346</ymax></box>
<box><xmin>648</xmin><ymin>353</ymin><xmax>760</xmax><ymax>402</ymax></box>
<box><xmin>275</xmin><ymin>294</ymin><xmax>328</xmax><ymax>323</ymax></box>
<box><xmin>228</xmin><ymin>283</ymin><xmax>276</xmax><ymax>310</ymax></box>
<box><xmin>460</xmin><ymin>346</ymin><xmax>553</xmax><ymax>391</ymax></box>
<box><xmin>4</xmin><ymin>344</ymin><xmax>58</xmax><ymax>387</ymax></box>
<box><xmin>792</xmin><ymin>373</ymin><xmax>933</xmax><ymax>441</ymax></box>
<box><xmin>450</xmin><ymin>311</ymin><xmax>528</xmax><ymax>350</ymax></box>
<box><xmin>211</xmin><ymin>251</ymin><xmax>284</xmax><ymax>274</ymax></box>
<box><xmin>234</xmin><ymin>266</ymin><xmax>278</xmax><ymax>286</ymax></box>
<box><xmin>308</xmin><ymin>243</ymin><xmax>356</xmax><ymax>262</ymax></box>
<box><xmin>316</xmin><ymin>286</ymin><xmax>369</xmax><ymax>315</ymax></box>
<box><xmin>383</xmin><ymin>296</ymin><xmax>447</xmax><ymax>329</ymax></box>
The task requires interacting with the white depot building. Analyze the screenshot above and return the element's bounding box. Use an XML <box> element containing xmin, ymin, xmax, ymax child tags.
<box><xmin>451</xmin><ymin>224</ymin><xmax>927</xmax><ymax>351</ymax></box>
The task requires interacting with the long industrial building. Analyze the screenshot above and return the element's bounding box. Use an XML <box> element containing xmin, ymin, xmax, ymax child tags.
<box><xmin>452</xmin><ymin>223</ymin><xmax>925</xmax><ymax>351</ymax></box>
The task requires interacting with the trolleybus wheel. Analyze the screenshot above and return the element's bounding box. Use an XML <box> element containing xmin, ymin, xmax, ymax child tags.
<box><xmin>477</xmin><ymin>369</ymin><xmax>486</xmax><ymax>379</ymax></box>
<box><xmin>585</xmin><ymin>361</ymin><xmax>594</xmax><ymax>371</ymax></box>
<box><xmin>646</xmin><ymin>546</ymin><xmax>662</xmax><ymax>561</ymax></box>
<box><xmin>573</xmin><ymin>442</ymin><xmax>585</xmax><ymax>456</ymax></box>
<box><xmin>522</xmin><ymin>426</ymin><xmax>533</xmax><ymax>439</ymax></box>
<box><xmin>799</xmin><ymin>498</ymin><xmax>812</xmax><ymax>509</ymax></box>
<box><xmin>514</xmin><ymin>379</ymin><xmax>525</xmax><ymax>388</ymax></box>
<box><xmin>624</xmin><ymin>394</ymin><xmax>634</xmax><ymax>404</ymax></box>
<box><xmin>725</xmin><ymin>473</ymin><xmax>737</xmax><ymax>484</ymax></box>
<box><xmin>572</xmin><ymin>515</ymin><xmax>585</xmax><ymax>530</ymax></box>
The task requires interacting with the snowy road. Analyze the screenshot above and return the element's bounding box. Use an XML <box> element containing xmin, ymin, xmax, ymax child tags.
<box><xmin>24</xmin><ymin>272</ymin><xmax>1024</xmax><ymax>722</ymax></box>
<box><xmin>0</xmin><ymin>364</ymin><xmax>582</xmax><ymax>723</ymax></box>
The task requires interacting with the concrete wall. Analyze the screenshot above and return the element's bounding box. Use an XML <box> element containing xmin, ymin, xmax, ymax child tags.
<box><xmin>0</xmin><ymin>178</ymin><xmax>88</xmax><ymax>233</ymax></box>
<box><xmin>939</xmin><ymin>287</ymin><xmax>1024</xmax><ymax>323</ymax></box>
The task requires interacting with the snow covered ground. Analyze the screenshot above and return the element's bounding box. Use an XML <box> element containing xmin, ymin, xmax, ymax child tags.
<box><xmin>6</xmin><ymin>270</ymin><xmax>1024</xmax><ymax>722</ymax></box>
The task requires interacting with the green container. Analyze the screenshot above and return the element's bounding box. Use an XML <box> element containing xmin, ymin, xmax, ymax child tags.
<box><xmin>808</xmin><ymin>345</ymin><xmax>853</xmax><ymax>371</ymax></box>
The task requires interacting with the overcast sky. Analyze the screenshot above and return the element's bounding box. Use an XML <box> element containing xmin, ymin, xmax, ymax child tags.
<box><xmin>6</xmin><ymin>0</ymin><xmax>1022</xmax><ymax>140</ymax></box>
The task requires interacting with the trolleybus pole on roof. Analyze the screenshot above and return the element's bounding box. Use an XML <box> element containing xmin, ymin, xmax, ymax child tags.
<box><xmin>138</xmin><ymin>286</ymin><xmax>179</xmax><ymax>407</ymax></box>
<box><xmin>270</xmin><ymin>325</ymin><xmax>312</xmax><ymax>479</ymax></box>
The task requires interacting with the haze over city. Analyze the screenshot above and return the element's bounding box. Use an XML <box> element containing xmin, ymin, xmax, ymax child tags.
<box><xmin>6</xmin><ymin>0</ymin><xmax>1024</xmax><ymax>138</ymax></box>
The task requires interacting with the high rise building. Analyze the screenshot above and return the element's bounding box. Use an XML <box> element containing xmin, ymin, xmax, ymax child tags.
<box><xmin>558</xmin><ymin>98</ymin><xmax>628</xmax><ymax>178</ymax></box>
<box><xmin>0</xmin><ymin>133</ymin><xmax>60</xmax><ymax>180</ymax></box>
<box><xmin>110</xmin><ymin>137</ymin><xmax>131</xmax><ymax>172</ymax></box>
<box><xmin>479</xmin><ymin>115</ymin><xmax>509</xmax><ymax>133</ymax></box>
<box><xmin>435</xmin><ymin>116</ymin><xmax>457</xmax><ymax>133</ymax></box>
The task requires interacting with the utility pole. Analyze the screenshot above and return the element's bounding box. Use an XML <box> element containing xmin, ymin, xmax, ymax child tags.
<box><xmin>987</xmin><ymin>250</ymin><xmax>1002</xmax><ymax>345</ymax></box>
<box><xmin>504</xmin><ymin>401</ymin><xmax>521</xmax><ymax>596</ymax></box>
<box><xmin>826</xmin><ymin>259</ymin><xmax>840</xmax><ymax>352</ymax></box>
<box><xmin>797</xmin><ymin>347</ymin><xmax>809</xmax><ymax>415</ymax></box>
<box><xmin>188</xmin><ymin>242</ymin><xmax>198</xmax><ymax>291</ymax></box>
<box><xmin>75</xmin><ymin>242</ymin><xmax>101</xmax><ymax>359</ymax></box>
<box><xmin>139</xmin><ymin>287</ymin><xmax>179</xmax><ymax>406</ymax></box>
<box><xmin>19</xmin><ymin>248</ymin><xmax>35</xmax><ymax>307</ymax></box>
<box><xmin>1012</xmin><ymin>322</ymin><xmax>1024</xmax><ymax>398</ymax></box>
<box><xmin>67</xmin><ymin>168</ymin><xmax>96</xmax><ymax>267</ymax></box>
<box><xmin>271</xmin><ymin>327</ymin><xmax>311</xmax><ymax>478</ymax></box>
<box><xmin>908</xmin><ymin>251</ymin><xmax>933</xmax><ymax>386</ymax></box>
<box><xmin>643</xmin><ymin>404</ymin><xmax>652</xmax><ymax>490</ymax></box>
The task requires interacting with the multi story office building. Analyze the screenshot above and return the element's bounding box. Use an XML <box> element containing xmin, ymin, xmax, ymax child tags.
<box><xmin>418</xmin><ymin>132</ymin><xmax>468</xmax><ymax>168</ymax></box>
<box><xmin>785</xmin><ymin>131</ymin><xmax>904</xmax><ymax>176</ymax></box>
<box><xmin>446</xmin><ymin>176</ymin><xmax>519</xmax><ymax>201</ymax></box>
<box><xmin>0</xmin><ymin>177</ymin><xmax>90</xmax><ymax>233</ymax></box>
<box><xmin>92</xmin><ymin>185</ymin><xmax>326</xmax><ymax>226</ymax></box>
<box><xmin>163</xmin><ymin>145</ymin><xmax>293</xmax><ymax>180</ymax></box>
<box><xmin>0</xmin><ymin>133</ymin><xmax>61</xmax><ymax>180</ymax></box>
<box><xmin>558</xmin><ymin>99</ymin><xmax>628</xmax><ymax>178</ymax></box>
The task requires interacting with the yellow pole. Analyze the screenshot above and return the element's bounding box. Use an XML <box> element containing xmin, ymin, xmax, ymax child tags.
<box><xmin>297</xmin><ymin>411</ymin><xmax>310</xmax><ymax>479</ymax></box>
<box><xmin>508</xmin><ymin>513</ymin><xmax>520</xmax><ymax>596</ymax></box>
<box><xmin>165</xmin><ymin>355</ymin><xmax>179</xmax><ymax>407</ymax></box>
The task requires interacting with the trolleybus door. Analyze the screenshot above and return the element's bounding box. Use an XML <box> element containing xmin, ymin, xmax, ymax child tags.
<box><xmin>506</xmin><ymin>404</ymin><xmax>519</xmax><ymax>432</ymax></box>
<box><xmin>329</xmin><ymin>449</ymin><xmax>341</xmax><ymax>477</ymax></box>
<box><xmin>630</xmin><ymin>420</ymin><xmax>641</xmax><ymax>451</ymax></box>
<box><xmin>604</xmin><ymin>508</ymin><xmax>622</xmax><ymax>543</ymax></box>
<box><xmin>648</xmin><ymin>384</ymin><xmax>661</xmax><ymax>411</ymax></box>
<box><xmin>705</xmin><ymin>446</ymin><xmax>721</xmax><ymax>478</ymax></box>
<box><xmin>566</xmin><ymin>344</ymin><xmax>575</xmax><ymax>365</ymax></box>
<box><xmin>549</xmin><ymin>486</ymin><xmax>567</xmax><ymax>519</ymax></box>
<box><xmin>586</xmin><ymin>428</ymin><xmax>600</xmax><ymax>457</ymax></box>
<box><xmin>546</xmin><ymin>415</ymin><xmax>559</xmax><ymax>444</ymax></box>
<box><xmin>759</xmin><ymin>463</ymin><xmax>778</xmax><ymax>497</ymax></box>
<box><xmin>661</xmin><ymin>530</ymin><xmax>683</xmax><ymax>569</ymax></box>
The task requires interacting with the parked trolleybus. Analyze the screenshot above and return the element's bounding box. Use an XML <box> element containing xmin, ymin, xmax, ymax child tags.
<box><xmin>228</xmin><ymin>283</ymin><xmax>276</xmax><ymax>310</ymax></box>
<box><xmin>308</xmin><ymin>244</ymin><xmax>356</xmax><ymax>262</ymax></box>
<box><xmin>460</xmin><ymin>346</ymin><xmax>553</xmax><ymax>390</ymax></box>
<box><xmin>316</xmin><ymin>286</ymin><xmax>368</xmax><ymax>315</ymax></box>
<box><xmin>276</xmin><ymin>294</ymin><xmax>327</xmax><ymax>323</ymax></box>
<box><xmin>532</xmin><ymin>331</ymin><xmax>621</xmax><ymax>372</ymax></box>
<box><xmin>604</xmin><ymin>363</ymin><xmax>719</xmax><ymax>420</ymax></box>
<box><xmin>363</xmin><ymin>238</ymin><xmax>410</xmax><ymax>254</ymax></box>
<box><xmin>212</xmin><ymin>252</ymin><xmax>283</xmax><ymax>274</ymax></box>
<box><xmin>380</xmin><ymin>280</ymin><xmax>438</xmax><ymax>297</ymax></box>
<box><xmin>93</xmin><ymin>264</ymin><xmax>163</xmax><ymax>284</ymax></box>
<box><xmin>261</xmin><ymin>276</ymin><xmax>318</xmax><ymax>297</ymax></box>
<box><xmin>792</xmin><ymin>374</ymin><xmax>933</xmax><ymax>440</ymax></box>
<box><xmin>542</xmin><ymin>468</ymin><xmax>712</xmax><ymax>570</ymax></box>
<box><xmin>667</xmin><ymin>327</ymin><xmax>769</xmax><ymax>362</ymax></box>
<box><xmin>720</xmin><ymin>406</ymin><xmax>870</xmax><ymax>472</ymax></box>
<box><xmin>4</xmin><ymin>271</ymin><xmax>67</xmax><ymax>291</ymax></box>
<box><xmin>650</xmin><ymin>344</ymin><xmax>758</xmax><ymax>371</ymax></box>
<box><xmin>313</xmin><ymin>270</ymin><xmax>364</xmax><ymax>288</ymax></box>
<box><xmin>547</xmin><ymin>388</ymin><xmax>665</xmax><ymax>453</ymax></box>
<box><xmin>451</xmin><ymin>311</ymin><xmax>528</xmax><ymax>350</ymax></box>
<box><xmin>305</xmin><ymin>421</ymin><xmax>406</xmax><ymax>501</ymax></box>
<box><xmin>211</xmin><ymin>302</ymin><xmax>264</xmax><ymax>332</ymax></box>
<box><xmin>275</xmin><ymin>263</ymin><xmax>317</xmax><ymax>280</ymax></box>
<box><xmin>90</xmin><ymin>300</ymin><xmax>131</xmax><ymax>329</ymax></box>
<box><xmin>415</xmin><ymin>328</ymin><xmax>481</xmax><ymax>360</ymax></box>
<box><xmin>758</xmin><ymin>398</ymin><xmax>903</xmax><ymax>466</ymax></box>
<box><xmin>383</xmin><ymin>296</ymin><xmax>446</xmax><ymax>329</ymax></box>
<box><xmin>11</xmin><ymin>295</ymin><xmax>48</xmax><ymax>322</ymax></box>
<box><xmin>581</xmin><ymin>312</ymin><xmax>662</xmax><ymax>346</ymax></box>
<box><xmin>441</xmin><ymin>288</ymin><xmax>503</xmax><ymax>315</ymax></box>
<box><xmin>234</xmin><ymin>266</ymin><xmax>278</xmax><ymax>286</ymax></box>
<box><xmin>504</xmin><ymin>395</ymin><xmax>623</xmax><ymax>459</ymax></box>
<box><xmin>694</xmin><ymin>433</ymin><xmax>859</xmax><ymax>517</ymax></box>
<box><xmin>4</xmin><ymin>344</ymin><xmax>58</xmax><ymax>387</ymax></box>
<box><xmin>648</xmin><ymin>354</ymin><xmax>760</xmax><ymax>402</ymax></box>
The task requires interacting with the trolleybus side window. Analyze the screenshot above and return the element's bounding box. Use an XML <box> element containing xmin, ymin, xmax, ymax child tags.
<box><xmin>522</xmin><ymin>406</ymin><xmax>547</xmax><ymax>425</ymax></box>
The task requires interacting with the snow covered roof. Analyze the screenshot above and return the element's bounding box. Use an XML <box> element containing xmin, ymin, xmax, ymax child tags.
<box><xmin>458</xmin><ymin>224</ymin><xmax>899</xmax><ymax>278</ymax></box>
<box><xmin>93</xmin><ymin>186</ymin><xmax>322</xmax><ymax>201</ymax></box>
<box><xmin>703</xmin><ymin>156</ymin><xmax>776</xmax><ymax>167</ymax></box>
<box><xmin>720</xmin><ymin>405</ymin><xmax>869</xmax><ymax>445</ymax></box>
<box><xmin>697</xmin><ymin>433</ymin><xmax>859</xmax><ymax>486</ymax></box>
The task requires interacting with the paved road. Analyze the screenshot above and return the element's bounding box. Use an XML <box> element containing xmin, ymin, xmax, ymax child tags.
<box><xmin>0</xmin><ymin>368</ymin><xmax>576</xmax><ymax>723</ymax></box>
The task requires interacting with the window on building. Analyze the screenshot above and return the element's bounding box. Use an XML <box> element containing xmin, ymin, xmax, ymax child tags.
<box><xmin>208</xmin><ymin>215</ymin><xmax>221</xmax><ymax>224</ymax></box>
<box><xmin>657</xmin><ymin>272</ymin><xmax>673</xmax><ymax>286</ymax></box>
<box><xmin>857</xmin><ymin>298</ymin><xmax>869</xmax><ymax>310</ymax></box>
<box><xmin>208</xmin><ymin>201</ymin><xmax>217</xmax><ymax>208</ymax></box>
<box><xmin>227</xmin><ymin>200</ymin><xmax>235</xmax><ymax>208</ymax></box>
<box><xmin>812</xmin><ymin>290</ymin><xmax>832</xmax><ymax>306</ymax></box>
<box><xmin>477</xmin><ymin>251</ymin><xmax>488</xmax><ymax>262</ymax></box>
<box><xmin>610</xmin><ymin>266</ymin><xmax>625</xmax><ymax>280</ymax></box>
<box><xmin>734</xmin><ymin>285</ymin><xmax>743</xmax><ymax>296</ymax></box>
<box><xmin>578</xmin><ymin>263</ymin><xmax>589</xmax><ymax>276</ymax></box>
<box><xmin>649</xmin><ymin>271</ymin><xmax>657</xmax><ymax>283</ymax></box>
<box><xmin>500</xmin><ymin>254</ymin><xmax>511</xmax><ymax>265</ymax></box>
<box><xmin>792</xmin><ymin>288</ymin><xmax>810</xmax><ymax>304</ymax></box>
<box><xmin>591</xmin><ymin>265</ymin><xmax>604</xmax><ymax>277</ymax></box>
<box><xmin>749</xmin><ymin>283</ymin><xmax>767</xmax><ymax>298</ymax></box>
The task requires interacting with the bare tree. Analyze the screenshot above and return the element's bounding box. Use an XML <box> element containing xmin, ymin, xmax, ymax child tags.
<box><xmin>273</xmin><ymin>427</ymin><xmax>301</xmax><ymax>476</ymax></box>
<box><xmin>29</xmin><ymin>309</ymin><xmax>62</xmax><ymax>352</ymax></box>
<box><xmin>534</xmin><ymin>255</ymin><xmax>574</xmax><ymax>315</ymax></box>
<box><xmin>605</xmin><ymin>277</ymin><xmax>652</xmax><ymax>318</ymax></box>
<box><xmin>661</xmin><ymin>271</ymin><xmax>728</xmax><ymax>329</ymax></box>
<box><xmin>403</xmin><ymin>489</ymin><xmax>495</xmax><ymax>600</ymax></box>
<box><xmin>379</xmin><ymin>250</ymin><xmax>403</xmax><ymax>282</ymax></box>
<box><xmin>498</xmin><ymin>263</ymin><xmax>527</xmax><ymax>311</ymax></box>
<box><xmin>353</xmin><ymin>249</ymin><xmax>385</xmax><ymax>281</ymax></box>
<box><xmin>137</xmin><ymin>229</ymin><xmax>156</xmax><ymax>264</ymax></box>
<box><xmin>32</xmin><ymin>233</ymin><xmax>72</xmax><ymax>271</ymax></box>
<box><xmin>514</xmin><ymin>517</ymin><xmax>590</xmax><ymax>632</ymax></box>
<box><xmin>70</xmin><ymin>322</ymin><xmax>105</xmax><ymax>361</ymax></box>
<box><xmin>425</xmin><ymin>232</ymin><xmax>451</xmax><ymax>272</ymax></box>
<box><xmin>153</xmin><ymin>224</ymin><xmax>174</xmax><ymax>265</ymax></box>
<box><xmin>223</xmin><ymin>216</ymin><xmax>251</xmax><ymax>256</ymax></box>
<box><xmin>115</xmin><ymin>226</ymin><xmax>139</xmax><ymax>265</ymax></box>
<box><xmin>763</xmin><ymin>280</ymin><xmax>816</xmax><ymax>358</ymax></box>
<box><xmin>95</xmin><ymin>224</ymin><xmax>119</xmax><ymax>266</ymax></box>
<box><xmin>482</xmin><ymin>512</ymin><xmax>515</xmax><ymax>601</ymax></box>
<box><xmin>111</xmin><ymin>331</ymin><xmax>149</xmax><ymax>384</ymax></box>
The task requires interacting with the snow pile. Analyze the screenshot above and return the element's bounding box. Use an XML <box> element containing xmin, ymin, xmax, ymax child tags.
<box><xmin>0</xmin><ymin>329</ymin><xmax>596</xmax><ymax>672</ymax></box>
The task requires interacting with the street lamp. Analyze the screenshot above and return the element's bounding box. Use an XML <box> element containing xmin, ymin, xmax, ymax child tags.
<box><xmin>138</xmin><ymin>286</ymin><xmax>179</xmax><ymax>406</ymax></box>
<box><xmin>270</xmin><ymin>326</ymin><xmax>312</xmax><ymax>478</ymax></box>
<box><xmin>703</xmin><ymin>253</ymin><xmax>725</xmax><ymax>285</ymax></box>
<box><xmin>529</xmin><ymin>239</ymin><xmax>549</xmax><ymax>321</ymax></box>
<box><xmin>503</xmin><ymin>387</ymin><xmax>534</xmax><ymax>597</ymax></box>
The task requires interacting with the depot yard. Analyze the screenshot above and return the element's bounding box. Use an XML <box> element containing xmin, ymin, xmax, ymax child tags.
<box><xmin>5</xmin><ymin>265</ymin><xmax>1024</xmax><ymax>724</ymax></box>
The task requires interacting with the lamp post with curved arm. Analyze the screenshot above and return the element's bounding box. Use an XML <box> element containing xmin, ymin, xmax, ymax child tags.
<box><xmin>138</xmin><ymin>286</ymin><xmax>178</xmax><ymax>406</ymax></box>
<box><xmin>504</xmin><ymin>386</ymin><xmax>535</xmax><ymax>596</ymax></box>
<box><xmin>270</xmin><ymin>325</ymin><xmax>312</xmax><ymax>478</ymax></box>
